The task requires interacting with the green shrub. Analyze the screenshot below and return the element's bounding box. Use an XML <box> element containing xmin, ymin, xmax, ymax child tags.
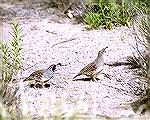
<box><xmin>84</xmin><ymin>2</ymin><xmax>131</xmax><ymax>29</ymax></box>
<box><xmin>0</xmin><ymin>21</ymin><xmax>22</xmax><ymax>120</ymax></box>
<box><xmin>0</xmin><ymin>21</ymin><xmax>22</xmax><ymax>84</ymax></box>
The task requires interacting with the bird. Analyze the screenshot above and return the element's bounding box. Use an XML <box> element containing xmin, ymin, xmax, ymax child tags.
<box><xmin>73</xmin><ymin>47</ymin><xmax>108</xmax><ymax>81</ymax></box>
<box><xmin>23</xmin><ymin>63</ymin><xmax>61</xmax><ymax>82</ymax></box>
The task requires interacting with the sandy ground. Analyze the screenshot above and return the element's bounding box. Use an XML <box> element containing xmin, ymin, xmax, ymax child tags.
<box><xmin>1</xmin><ymin>2</ymin><xmax>148</xmax><ymax>119</ymax></box>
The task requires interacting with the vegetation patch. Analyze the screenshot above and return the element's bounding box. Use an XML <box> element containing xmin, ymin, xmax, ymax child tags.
<box><xmin>0</xmin><ymin>21</ymin><xmax>22</xmax><ymax>119</ymax></box>
<box><xmin>83</xmin><ymin>0</ymin><xmax>147</xmax><ymax>29</ymax></box>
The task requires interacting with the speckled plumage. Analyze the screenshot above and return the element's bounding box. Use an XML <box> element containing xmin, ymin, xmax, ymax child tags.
<box><xmin>74</xmin><ymin>47</ymin><xmax>108</xmax><ymax>81</ymax></box>
<box><xmin>23</xmin><ymin>64</ymin><xmax>57</xmax><ymax>82</ymax></box>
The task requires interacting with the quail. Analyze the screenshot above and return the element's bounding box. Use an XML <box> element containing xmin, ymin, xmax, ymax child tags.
<box><xmin>23</xmin><ymin>63</ymin><xmax>61</xmax><ymax>82</ymax></box>
<box><xmin>73</xmin><ymin>47</ymin><xmax>108</xmax><ymax>81</ymax></box>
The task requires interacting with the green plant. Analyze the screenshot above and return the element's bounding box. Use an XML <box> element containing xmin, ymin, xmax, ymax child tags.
<box><xmin>84</xmin><ymin>12</ymin><xmax>102</xmax><ymax>29</ymax></box>
<box><xmin>84</xmin><ymin>3</ymin><xmax>115</xmax><ymax>29</ymax></box>
<box><xmin>84</xmin><ymin>2</ymin><xmax>131</xmax><ymax>29</ymax></box>
<box><xmin>0</xmin><ymin>22</ymin><xmax>22</xmax><ymax>118</ymax></box>
<box><xmin>0</xmin><ymin>21</ymin><xmax>22</xmax><ymax>84</ymax></box>
<box><xmin>116</xmin><ymin>4</ymin><xmax>131</xmax><ymax>26</ymax></box>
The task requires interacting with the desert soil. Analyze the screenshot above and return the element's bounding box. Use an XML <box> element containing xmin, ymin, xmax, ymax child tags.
<box><xmin>1</xmin><ymin>1</ymin><xmax>148</xmax><ymax>119</ymax></box>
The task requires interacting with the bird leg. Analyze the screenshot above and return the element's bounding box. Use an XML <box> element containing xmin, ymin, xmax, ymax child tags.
<box><xmin>90</xmin><ymin>71</ymin><xmax>102</xmax><ymax>81</ymax></box>
<box><xmin>91</xmin><ymin>74</ymin><xmax>98</xmax><ymax>82</ymax></box>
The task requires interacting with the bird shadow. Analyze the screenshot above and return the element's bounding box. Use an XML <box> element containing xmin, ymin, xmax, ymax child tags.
<box><xmin>73</xmin><ymin>78</ymin><xmax>100</xmax><ymax>81</ymax></box>
<box><xmin>29</xmin><ymin>83</ymin><xmax>51</xmax><ymax>89</ymax></box>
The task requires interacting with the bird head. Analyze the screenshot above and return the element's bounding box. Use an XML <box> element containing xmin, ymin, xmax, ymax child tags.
<box><xmin>48</xmin><ymin>63</ymin><xmax>63</xmax><ymax>72</ymax></box>
<box><xmin>48</xmin><ymin>64</ymin><xmax>56</xmax><ymax>72</ymax></box>
<box><xmin>98</xmin><ymin>47</ymin><xmax>108</xmax><ymax>57</ymax></box>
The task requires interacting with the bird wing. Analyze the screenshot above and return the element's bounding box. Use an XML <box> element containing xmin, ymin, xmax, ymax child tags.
<box><xmin>23</xmin><ymin>70</ymin><xmax>44</xmax><ymax>81</ymax></box>
<box><xmin>80</xmin><ymin>63</ymin><xmax>97</xmax><ymax>75</ymax></box>
<box><xmin>73</xmin><ymin>63</ymin><xmax>97</xmax><ymax>79</ymax></box>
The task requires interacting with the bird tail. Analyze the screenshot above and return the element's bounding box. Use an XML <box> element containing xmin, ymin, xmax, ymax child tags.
<box><xmin>73</xmin><ymin>73</ymin><xmax>81</xmax><ymax>79</ymax></box>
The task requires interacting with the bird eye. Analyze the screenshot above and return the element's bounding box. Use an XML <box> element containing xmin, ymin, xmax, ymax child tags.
<box><xmin>52</xmin><ymin>65</ymin><xmax>56</xmax><ymax>71</ymax></box>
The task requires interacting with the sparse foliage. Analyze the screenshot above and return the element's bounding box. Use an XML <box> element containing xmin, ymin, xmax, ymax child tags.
<box><xmin>125</xmin><ymin>2</ymin><xmax>150</xmax><ymax>114</ymax></box>
<box><xmin>0</xmin><ymin>22</ymin><xmax>22</xmax><ymax>84</ymax></box>
<box><xmin>0</xmin><ymin>21</ymin><xmax>22</xmax><ymax>119</ymax></box>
